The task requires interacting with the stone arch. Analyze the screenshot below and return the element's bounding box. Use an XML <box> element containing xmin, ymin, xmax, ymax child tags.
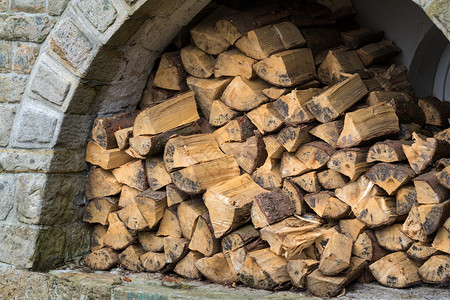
<box><xmin>0</xmin><ymin>0</ymin><xmax>448</xmax><ymax>270</ymax></box>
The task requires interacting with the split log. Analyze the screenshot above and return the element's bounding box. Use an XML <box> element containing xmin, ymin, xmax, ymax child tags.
<box><xmin>352</xmin><ymin>230</ymin><xmax>388</xmax><ymax>262</ymax></box>
<box><xmin>263</xmin><ymin>86</ymin><xmax>292</xmax><ymax>100</ymax></box>
<box><xmin>173</xmin><ymin>251</ymin><xmax>204</xmax><ymax>279</ymax></box>
<box><xmin>280</xmin><ymin>152</ymin><xmax>311</xmax><ymax>178</ymax></box>
<box><xmin>135</xmin><ymin>190</ymin><xmax>167</xmax><ymax>229</ymax></box>
<box><xmin>220</xmin><ymin>132</ymin><xmax>266</xmax><ymax>174</ymax></box>
<box><xmin>86</xmin><ymin>165</ymin><xmax>122</xmax><ymax>201</ymax></box>
<box><xmin>238</xmin><ymin>248</ymin><xmax>290</xmax><ymax>289</ymax></box>
<box><xmin>170</xmin><ymin>155</ymin><xmax>240</xmax><ymax>194</ymax></box>
<box><xmin>166</xmin><ymin>184</ymin><xmax>189</xmax><ymax>207</ymax></box>
<box><xmin>336</xmin><ymin>103</ymin><xmax>399</xmax><ymax>148</ymax></box>
<box><xmin>366</xmin><ymin>163</ymin><xmax>415</xmax><ymax>195</ymax></box>
<box><xmin>287</xmin><ymin>259</ymin><xmax>319</xmax><ymax>289</ymax></box>
<box><xmin>317</xmin><ymin>50</ymin><xmax>367</xmax><ymax>85</ymax></box>
<box><xmin>396</xmin><ymin>184</ymin><xmax>418</xmax><ymax>215</ymax></box>
<box><xmin>317</xmin><ymin>169</ymin><xmax>348</xmax><ymax>189</ymax></box>
<box><xmin>384</xmin><ymin>98</ymin><xmax>425</xmax><ymax>125</ymax></box>
<box><xmin>156</xmin><ymin>206</ymin><xmax>182</xmax><ymax>238</ymax></box>
<box><xmin>356</xmin><ymin>40</ymin><xmax>401</xmax><ymax>67</ymax></box>
<box><xmin>114</xmin><ymin>127</ymin><xmax>133</xmax><ymax>151</ymax></box>
<box><xmin>133</xmin><ymin>91</ymin><xmax>200</xmax><ymax>136</ymax></box>
<box><xmin>341</xmin><ymin>27</ymin><xmax>384</xmax><ymax>49</ymax></box>
<box><xmin>252</xmin><ymin>157</ymin><xmax>283</xmax><ymax>189</ymax></box>
<box><xmin>436</xmin><ymin>166</ymin><xmax>450</xmax><ymax>189</ymax></box>
<box><xmin>214</xmin><ymin>48</ymin><xmax>256</xmax><ymax>79</ymax></box>
<box><xmin>190</xmin><ymin>6</ymin><xmax>234</xmax><ymax>55</ymax></box>
<box><xmin>327</xmin><ymin>148</ymin><xmax>372</xmax><ymax>180</ymax></box>
<box><xmin>307</xmin><ymin>256</ymin><xmax>367</xmax><ymax>297</ymax></box>
<box><xmin>292</xmin><ymin>171</ymin><xmax>322</xmax><ymax>193</ymax></box>
<box><xmin>435</xmin><ymin>127</ymin><xmax>450</xmax><ymax>144</ymax></box>
<box><xmin>413</xmin><ymin>171</ymin><xmax>450</xmax><ymax>204</ymax></box>
<box><xmin>306</xmin><ymin>74</ymin><xmax>368</xmax><ymax>123</ymax></box>
<box><xmin>263</xmin><ymin>135</ymin><xmax>284</xmax><ymax>159</ymax></box>
<box><xmin>309</xmin><ymin>120</ymin><xmax>343</xmax><ymax>148</ymax></box>
<box><xmin>119</xmin><ymin>244</ymin><xmax>145</xmax><ymax>272</ymax></box>
<box><xmin>247</xmin><ymin>103</ymin><xmax>284</xmax><ymax>134</ymax></box>
<box><xmin>221</xmin><ymin>76</ymin><xmax>270</xmax><ymax>111</ymax></box>
<box><xmin>295</xmin><ymin>141</ymin><xmax>335</xmax><ymax>169</ymax></box>
<box><xmin>418</xmin><ymin>96</ymin><xmax>450</xmax><ymax>127</ymax></box>
<box><xmin>153</xmin><ymin>51</ymin><xmax>188</xmax><ymax>91</ymax></box>
<box><xmin>406</xmin><ymin>242</ymin><xmax>439</xmax><ymax>263</ymax></box>
<box><xmin>145</xmin><ymin>157</ymin><xmax>172</xmax><ymax>191</ymax></box>
<box><xmin>226</xmin><ymin>239</ymin><xmax>269</xmax><ymax>274</ymax></box>
<box><xmin>371</xmin><ymin>64</ymin><xmax>411</xmax><ymax>92</ymax></box>
<box><xmin>251</xmin><ymin>189</ymin><xmax>294</xmax><ymax>228</ymax></box>
<box><xmin>189</xmin><ymin>213</ymin><xmax>221</xmax><ymax>257</ymax></box>
<box><xmin>164</xmin><ymin>237</ymin><xmax>189</xmax><ymax>264</ymax></box>
<box><xmin>221</xmin><ymin>225</ymin><xmax>260</xmax><ymax>253</ymax></box>
<box><xmin>374</xmin><ymin>223</ymin><xmax>413</xmax><ymax>251</ymax></box>
<box><xmin>339</xmin><ymin>218</ymin><xmax>366</xmax><ymax>241</ymax></box>
<box><xmin>83</xmin><ymin>248</ymin><xmax>118</xmax><ymax>270</ymax></box>
<box><xmin>235</xmin><ymin>21</ymin><xmax>306</xmax><ymax>60</ymax></box>
<box><xmin>367</xmin><ymin>140</ymin><xmax>412</xmax><ymax>163</ymax></box>
<box><xmin>369</xmin><ymin>252</ymin><xmax>421</xmax><ymax>288</ymax></box>
<box><xmin>90</xmin><ymin>224</ymin><xmax>107</xmax><ymax>251</ymax></box>
<box><xmin>91</xmin><ymin>111</ymin><xmax>138</xmax><ymax>150</ymax></box>
<box><xmin>186</xmin><ymin>76</ymin><xmax>232</xmax><ymax>119</ymax></box>
<box><xmin>138</xmin><ymin>231</ymin><xmax>164</xmax><ymax>252</ymax></box>
<box><xmin>180</xmin><ymin>45</ymin><xmax>215</xmax><ymax>78</ymax></box>
<box><xmin>418</xmin><ymin>255</ymin><xmax>450</xmax><ymax>284</ymax></box>
<box><xmin>272</xmin><ymin>88</ymin><xmax>322</xmax><ymax>125</ymax></box>
<box><xmin>128</xmin><ymin>136</ymin><xmax>154</xmax><ymax>156</ymax></box>
<box><xmin>432</xmin><ymin>221</ymin><xmax>450</xmax><ymax>254</ymax></box>
<box><xmin>204</xmin><ymin>174</ymin><xmax>266</xmax><ymax>238</ymax></box>
<box><xmin>117</xmin><ymin>202</ymin><xmax>148</xmax><ymax>231</ymax></box>
<box><xmin>214</xmin><ymin>116</ymin><xmax>256</xmax><ymax>145</ymax></box>
<box><xmin>403</xmin><ymin>133</ymin><xmax>450</xmax><ymax>174</ymax></box>
<box><xmin>209</xmin><ymin>100</ymin><xmax>239</xmax><ymax>127</ymax></box>
<box><xmin>83</xmin><ymin>197</ymin><xmax>119</xmax><ymax>225</ymax></box>
<box><xmin>304</xmin><ymin>191</ymin><xmax>350</xmax><ymax>219</ymax></box>
<box><xmin>177</xmin><ymin>199</ymin><xmax>208</xmax><ymax>239</ymax></box>
<box><xmin>112</xmin><ymin>160</ymin><xmax>148</xmax><ymax>191</ymax></box>
<box><xmin>276</xmin><ymin>125</ymin><xmax>313</xmax><ymax>153</ymax></box>
<box><xmin>195</xmin><ymin>252</ymin><xmax>238</xmax><ymax>284</ymax></box>
<box><xmin>354</xmin><ymin>195</ymin><xmax>397</xmax><ymax>228</ymax></box>
<box><xmin>335</xmin><ymin>175</ymin><xmax>383</xmax><ymax>208</ymax></box>
<box><xmin>318</xmin><ymin>232</ymin><xmax>352</xmax><ymax>275</ymax></box>
<box><xmin>104</xmin><ymin>212</ymin><xmax>135</xmax><ymax>250</ymax></box>
<box><xmin>282</xmin><ymin>178</ymin><xmax>305</xmax><ymax>215</ymax></box>
<box><xmin>366</xmin><ymin>90</ymin><xmax>412</xmax><ymax>105</ymax></box>
<box><xmin>140</xmin><ymin>252</ymin><xmax>169</xmax><ymax>272</ymax></box>
<box><xmin>86</xmin><ymin>141</ymin><xmax>133</xmax><ymax>170</ymax></box>
<box><xmin>253</xmin><ymin>48</ymin><xmax>316</xmax><ymax>87</ymax></box>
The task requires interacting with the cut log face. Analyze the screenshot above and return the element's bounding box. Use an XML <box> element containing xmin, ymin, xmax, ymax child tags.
<box><xmin>209</xmin><ymin>100</ymin><xmax>239</xmax><ymax>127</ymax></box>
<box><xmin>247</xmin><ymin>103</ymin><xmax>284</xmax><ymax>134</ymax></box>
<box><xmin>156</xmin><ymin>207</ymin><xmax>182</xmax><ymax>238</ymax></box>
<box><xmin>166</xmin><ymin>184</ymin><xmax>189</xmax><ymax>207</ymax></box>
<box><xmin>418</xmin><ymin>96</ymin><xmax>450</xmax><ymax>127</ymax></box>
<box><xmin>356</xmin><ymin>40</ymin><xmax>401</xmax><ymax>67</ymax></box>
<box><xmin>335</xmin><ymin>175</ymin><xmax>382</xmax><ymax>209</ymax></box>
<box><xmin>189</xmin><ymin>213</ymin><xmax>221</xmax><ymax>257</ymax></box>
<box><xmin>83</xmin><ymin>248</ymin><xmax>118</xmax><ymax>271</ymax></box>
<box><xmin>164</xmin><ymin>237</ymin><xmax>189</xmax><ymax>264</ymax></box>
<box><xmin>253</xmin><ymin>48</ymin><xmax>317</xmax><ymax>87</ymax></box>
<box><xmin>432</xmin><ymin>225</ymin><xmax>450</xmax><ymax>254</ymax></box>
<box><xmin>436</xmin><ymin>166</ymin><xmax>450</xmax><ymax>189</ymax></box>
<box><xmin>177</xmin><ymin>199</ymin><xmax>208</xmax><ymax>239</ymax></box>
<box><xmin>263</xmin><ymin>135</ymin><xmax>285</xmax><ymax>159</ymax></box>
<box><xmin>83</xmin><ymin>197</ymin><xmax>119</xmax><ymax>225</ymax></box>
<box><xmin>140</xmin><ymin>252</ymin><xmax>167</xmax><ymax>272</ymax></box>
<box><xmin>352</xmin><ymin>230</ymin><xmax>388</xmax><ymax>262</ymax></box>
<box><xmin>112</xmin><ymin>160</ymin><xmax>148</xmax><ymax>192</ymax></box>
<box><xmin>327</xmin><ymin>148</ymin><xmax>372</xmax><ymax>180</ymax></box>
<box><xmin>354</xmin><ymin>195</ymin><xmax>397</xmax><ymax>228</ymax></box>
<box><xmin>119</xmin><ymin>244</ymin><xmax>145</xmax><ymax>272</ymax></box>
<box><xmin>91</xmin><ymin>111</ymin><xmax>138</xmax><ymax>150</ymax></box>
<box><xmin>396</xmin><ymin>185</ymin><xmax>418</xmax><ymax>215</ymax></box>
<box><xmin>292</xmin><ymin>171</ymin><xmax>322</xmax><ymax>193</ymax></box>
<box><xmin>339</xmin><ymin>218</ymin><xmax>366</xmax><ymax>241</ymax></box>
<box><xmin>235</xmin><ymin>21</ymin><xmax>306</xmax><ymax>60</ymax></box>
<box><xmin>318</xmin><ymin>50</ymin><xmax>367</xmax><ymax>85</ymax></box>
<box><xmin>145</xmin><ymin>157</ymin><xmax>172</xmax><ymax>191</ymax></box>
<box><xmin>174</xmin><ymin>251</ymin><xmax>204</xmax><ymax>279</ymax></box>
<box><xmin>153</xmin><ymin>51</ymin><xmax>188</xmax><ymax>91</ymax></box>
<box><xmin>369</xmin><ymin>252</ymin><xmax>421</xmax><ymax>288</ymax></box>
<box><xmin>366</xmin><ymin>163</ymin><xmax>415</xmax><ymax>195</ymax></box>
<box><xmin>307</xmin><ymin>256</ymin><xmax>367</xmax><ymax>297</ymax></box>
<box><xmin>418</xmin><ymin>255</ymin><xmax>450</xmax><ymax>284</ymax></box>
<box><xmin>187</xmin><ymin>76</ymin><xmax>232</xmax><ymax>119</ymax></box>
<box><xmin>238</xmin><ymin>248</ymin><xmax>290</xmax><ymax>290</ymax></box>
<box><xmin>135</xmin><ymin>190</ymin><xmax>167</xmax><ymax>229</ymax></box>
<box><xmin>227</xmin><ymin>239</ymin><xmax>269</xmax><ymax>274</ymax></box>
<box><xmin>295</xmin><ymin>141</ymin><xmax>335</xmax><ymax>169</ymax></box>
<box><xmin>251</xmin><ymin>189</ymin><xmax>295</xmax><ymax>228</ymax></box>
<box><xmin>318</xmin><ymin>232</ymin><xmax>352</xmax><ymax>276</ymax></box>
<box><xmin>304</xmin><ymin>191</ymin><xmax>350</xmax><ymax>219</ymax></box>
<box><xmin>280</xmin><ymin>152</ymin><xmax>311</xmax><ymax>178</ymax></box>
<box><xmin>180</xmin><ymin>45</ymin><xmax>216</xmax><ymax>78</ymax></box>
<box><xmin>309</xmin><ymin>120</ymin><xmax>344</xmax><ymax>148</ymax></box>
<box><xmin>287</xmin><ymin>259</ymin><xmax>319</xmax><ymax>289</ymax></box>
<box><xmin>221</xmin><ymin>76</ymin><xmax>270</xmax><ymax>112</ymax></box>
<box><xmin>263</xmin><ymin>86</ymin><xmax>291</xmax><ymax>100</ymax></box>
<box><xmin>104</xmin><ymin>213</ymin><xmax>135</xmax><ymax>250</ymax></box>
<box><xmin>117</xmin><ymin>202</ymin><xmax>149</xmax><ymax>231</ymax></box>
<box><xmin>114</xmin><ymin>127</ymin><xmax>133</xmax><ymax>151</ymax></box>
<box><xmin>90</xmin><ymin>225</ymin><xmax>108</xmax><ymax>251</ymax></box>
<box><xmin>138</xmin><ymin>231</ymin><xmax>165</xmax><ymax>252</ymax></box>
<box><xmin>86</xmin><ymin>141</ymin><xmax>133</xmax><ymax>171</ymax></box>
<box><xmin>276</xmin><ymin>125</ymin><xmax>314</xmax><ymax>153</ymax></box>
<box><xmin>374</xmin><ymin>223</ymin><xmax>413</xmax><ymax>251</ymax></box>
<box><xmin>341</xmin><ymin>27</ymin><xmax>384</xmax><ymax>49</ymax></box>
<box><xmin>273</xmin><ymin>88</ymin><xmax>322</xmax><ymax>125</ymax></box>
<box><xmin>195</xmin><ymin>252</ymin><xmax>238</xmax><ymax>284</ymax></box>
<box><xmin>204</xmin><ymin>174</ymin><xmax>266</xmax><ymax>238</ymax></box>
<box><xmin>282</xmin><ymin>178</ymin><xmax>305</xmax><ymax>215</ymax></box>
<box><xmin>252</xmin><ymin>157</ymin><xmax>283</xmax><ymax>189</ymax></box>
<box><xmin>413</xmin><ymin>171</ymin><xmax>450</xmax><ymax>204</ymax></box>
<box><xmin>317</xmin><ymin>169</ymin><xmax>348</xmax><ymax>189</ymax></box>
<box><xmin>214</xmin><ymin>116</ymin><xmax>256</xmax><ymax>145</ymax></box>
<box><xmin>170</xmin><ymin>156</ymin><xmax>241</xmax><ymax>194</ymax></box>
<box><xmin>367</xmin><ymin>140</ymin><xmax>412</xmax><ymax>163</ymax></box>
<box><xmin>214</xmin><ymin>48</ymin><xmax>256</xmax><ymax>79</ymax></box>
<box><xmin>306</xmin><ymin>74</ymin><xmax>368</xmax><ymax>123</ymax></box>
<box><xmin>406</xmin><ymin>242</ymin><xmax>439</xmax><ymax>263</ymax></box>
<box><xmin>221</xmin><ymin>224</ymin><xmax>260</xmax><ymax>253</ymax></box>
<box><xmin>435</xmin><ymin>127</ymin><xmax>450</xmax><ymax>144</ymax></box>
<box><xmin>337</xmin><ymin>103</ymin><xmax>399</xmax><ymax>148</ymax></box>
<box><xmin>129</xmin><ymin>136</ymin><xmax>154</xmax><ymax>157</ymax></box>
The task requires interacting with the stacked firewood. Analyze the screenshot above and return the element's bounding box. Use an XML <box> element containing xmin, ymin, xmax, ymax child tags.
<box><xmin>82</xmin><ymin>1</ymin><xmax>450</xmax><ymax>296</ymax></box>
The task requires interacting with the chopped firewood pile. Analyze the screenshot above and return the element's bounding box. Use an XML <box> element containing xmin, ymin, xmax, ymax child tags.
<box><xmin>82</xmin><ymin>0</ymin><xmax>450</xmax><ymax>297</ymax></box>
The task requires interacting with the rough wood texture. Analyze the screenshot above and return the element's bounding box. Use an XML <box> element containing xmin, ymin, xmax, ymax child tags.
<box><xmin>177</xmin><ymin>199</ymin><xmax>208</xmax><ymax>239</ymax></box>
<box><xmin>341</xmin><ymin>27</ymin><xmax>384</xmax><ymax>49</ymax></box>
<box><xmin>114</xmin><ymin>127</ymin><xmax>133</xmax><ymax>151</ymax></box>
<box><xmin>138</xmin><ymin>231</ymin><xmax>164</xmax><ymax>252</ymax></box>
<box><xmin>221</xmin><ymin>225</ymin><xmax>260</xmax><ymax>253</ymax></box>
<box><xmin>156</xmin><ymin>206</ymin><xmax>182</xmax><ymax>238</ymax></box>
<box><xmin>418</xmin><ymin>255</ymin><xmax>450</xmax><ymax>284</ymax></box>
<box><xmin>306</xmin><ymin>74</ymin><xmax>368</xmax><ymax>123</ymax></box>
<box><xmin>318</xmin><ymin>232</ymin><xmax>352</xmax><ymax>275</ymax></box>
<box><xmin>366</xmin><ymin>163</ymin><xmax>415</xmax><ymax>195</ymax></box>
<box><xmin>83</xmin><ymin>248</ymin><xmax>118</xmax><ymax>271</ymax></box>
<box><xmin>135</xmin><ymin>190</ymin><xmax>167</xmax><ymax>229</ymax></box>
<box><xmin>273</xmin><ymin>88</ymin><xmax>322</xmax><ymax>125</ymax></box>
<box><xmin>295</xmin><ymin>141</ymin><xmax>335</xmax><ymax>169</ymax></box>
<box><xmin>276</xmin><ymin>125</ymin><xmax>313</xmax><ymax>153</ymax></box>
<box><xmin>280</xmin><ymin>152</ymin><xmax>311</xmax><ymax>178</ymax></box>
<box><xmin>287</xmin><ymin>259</ymin><xmax>319</xmax><ymax>289</ymax></box>
<box><xmin>119</xmin><ymin>244</ymin><xmax>145</xmax><ymax>272</ymax></box>
<box><xmin>396</xmin><ymin>184</ymin><xmax>418</xmax><ymax>215</ymax></box>
<box><xmin>174</xmin><ymin>251</ymin><xmax>204</xmax><ymax>279</ymax></box>
<box><xmin>195</xmin><ymin>252</ymin><xmax>238</xmax><ymax>284</ymax></box>
<box><xmin>145</xmin><ymin>157</ymin><xmax>172</xmax><ymax>191</ymax></box>
<box><xmin>418</xmin><ymin>96</ymin><xmax>450</xmax><ymax>127</ymax></box>
<box><xmin>339</xmin><ymin>218</ymin><xmax>366</xmax><ymax>241</ymax></box>
<box><xmin>180</xmin><ymin>45</ymin><xmax>215</xmax><ymax>78</ymax></box>
<box><xmin>367</xmin><ymin>140</ymin><xmax>412</xmax><ymax>163</ymax></box>
<box><xmin>374</xmin><ymin>223</ymin><xmax>413</xmax><ymax>251</ymax></box>
<box><xmin>92</xmin><ymin>112</ymin><xmax>138</xmax><ymax>150</ymax></box>
<box><xmin>86</xmin><ymin>141</ymin><xmax>133</xmax><ymax>170</ymax></box>
<box><xmin>204</xmin><ymin>174</ymin><xmax>266</xmax><ymax>238</ymax></box>
<box><xmin>189</xmin><ymin>213</ymin><xmax>221</xmax><ymax>257</ymax></box>
<box><xmin>282</xmin><ymin>178</ymin><xmax>305</xmax><ymax>215</ymax></box>
<box><xmin>221</xmin><ymin>76</ymin><xmax>269</xmax><ymax>112</ymax></box>
<box><xmin>414</xmin><ymin>171</ymin><xmax>450</xmax><ymax>204</ymax></box>
<box><xmin>436</xmin><ymin>166</ymin><xmax>450</xmax><ymax>189</ymax></box>
<box><xmin>214</xmin><ymin>116</ymin><xmax>256</xmax><ymax>145</ymax></box>
<box><xmin>165</xmin><ymin>237</ymin><xmax>189</xmax><ymax>264</ymax></box>
<box><xmin>214</xmin><ymin>48</ymin><xmax>255</xmax><ymax>79</ymax></box>
<box><xmin>327</xmin><ymin>148</ymin><xmax>372</xmax><ymax>180</ymax></box>
<box><xmin>252</xmin><ymin>157</ymin><xmax>283</xmax><ymax>189</ymax></box>
<box><xmin>90</xmin><ymin>224</ymin><xmax>107</xmax><ymax>251</ymax></box>
<box><xmin>356</xmin><ymin>40</ymin><xmax>401</xmax><ymax>67</ymax></box>
<box><xmin>112</xmin><ymin>160</ymin><xmax>148</xmax><ymax>191</ymax></box>
<box><xmin>133</xmin><ymin>92</ymin><xmax>200</xmax><ymax>136</ymax></box>
<box><xmin>352</xmin><ymin>230</ymin><xmax>388</xmax><ymax>262</ymax></box>
<box><xmin>292</xmin><ymin>171</ymin><xmax>322</xmax><ymax>193</ymax></box>
<box><xmin>317</xmin><ymin>169</ymin><xmax>348</xmax><ymax>189</ymax></box>
<box><xmin>83</xmin><ymin>197</ymin><xmax>119</xmax><ymax>225</ymax></box>
<box><xmin>309</xmin><ymin>120</ymin><xmax>344</xmax><ymax>148</ymax></box>
<box><xmin>209</xmin><ymin>100</ymin><xmax>239</xmax><ymax>127</ymax></box>
<box><xmin>304</xmin><ymin>191</ymin><xmax>350</xmax><ymax>219</ymax></box>
<box><xmin>117</xmin><ymin>202</ymin><xmax>148</xmax><ymax>231</ymax></box>
<box><xmin>247</xmin><ymin>103</ymin><xmax>284</xmax><ymax>134</ymax></box>
<box><xmin>104</xmin><ymin>213</ymin><xmax>135</xmax><ymax>250</ymax></box>
<box><xmin>251</xmin><ymin>189</ymin><xmax>294</xmax><ymax>228</ymax></box>
<box><xmin>85</xmin><ymin>167</ymin><xmax>122</xmax><ymax>200</ymax></box>
<box><xmin>432</xmin><ymin>220</ymin><xmax>450</xmax><ymax>254</ymax></box>
<box><xmin>166</xmin><ymin>184</ymin><xmax>189</xmax><ymax>207</ymax></box>
<box><xmin>153</xmin><ymin>51</ymin><xmax>188</xmax><ymax>91</ymax></box>
<box><xmin>263</xmin><ymin>135</ymin><xmax>284</xmax><ymax>159</ymax></box>
<box><xmin>406</xmin><ymin>242</ymin><xmax>439</xmax><ymax>263</ymax></box>
<box><xmin>140</xmin><ymin>251</ymin><xmax>168</xmax><ymax>272</ymax></box>
<box><xmin>318</xmin><ymin>50</ymin><xmax>367</xmax><ymax>85</ymax></box>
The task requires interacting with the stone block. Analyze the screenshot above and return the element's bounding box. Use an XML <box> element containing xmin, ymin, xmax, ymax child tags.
<box><xmin>11</xmin><ymin>0</ymin><xmax>45</xmax><ymax>13</ymax></box>
<box><xmin>0</xmin><ymin>14</ymin><xmax>55</xmax><ymax>43</ymax></box>
<box><xmin>0</xmin><ymin>0</ymin><xmax>8</xmax><ymax>12</ymax></box>
<box><xmin>65</xmin><ymin>222</ymin><xmax>90</xmax><ymax>258</ymax></box>
<box><xmin>75</xmin><ymin>0</ymin><xmax>117</xmax><ymax>33</ymax></box>
<box><xmin>0</xmin><ymin>222</ymin><xmax>40</xmax><ymax>268</ymax></box>
<box><xmin>0</xmin><ymin>174</ymin><xmax>16</xmax><ymax>221</ymax></box>
<box><xmin>13</xmin><ymin>43</ymin><xmax>40</xmax><ymax>74</ymax></box>
<box><xmin>55</xmin><ymin>114</ymin><xmax>93</xmax><ymax>149</ymax></box>
<box><xmin>0</xmin><ymin>74</ymin><xmax>27</xmax><ymax>103</ymax></box>
<box><xmin>0</xmin><ymin>149</ymin><xmax>86</xmax><ymax>173</ymax></box>
<box><xmin>0</xmin><ymin>42</ymin><xmax>12</xmax><ymax>73</ymax></box>
<box><xmin>0</xmin><ymin>104</ymin><xmax>16</xmax><ymax>147</ymax></box>
<box><xmin>48</xmin><ymin>0</ymin><xmax>70</xmax><ymax>16</ymax></box>
<box><xmin>0</xmin><ymin>269</ymin><xmax>50</xmax><ymax>299</ymax></box>
<box><xmin>34</xmin><ymin>227</ymin><xmax>66</xmax><ymax>271</ymax></box>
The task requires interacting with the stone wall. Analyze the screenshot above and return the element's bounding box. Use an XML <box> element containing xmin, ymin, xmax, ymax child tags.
<box><xmin>0</xmin><ymin>0</ymin><xmax>448</xmax><ymax>271</ymax></box>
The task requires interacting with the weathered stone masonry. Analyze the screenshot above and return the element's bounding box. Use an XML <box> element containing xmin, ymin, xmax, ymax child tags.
<box><xmin>0</xmin><ymin>0</ymin><xmax>448</xmax><ymax>270</ymax></box>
